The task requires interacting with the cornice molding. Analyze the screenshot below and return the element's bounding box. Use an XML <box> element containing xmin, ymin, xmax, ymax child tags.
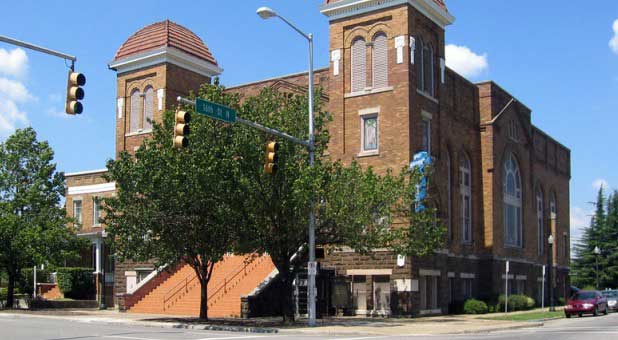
<box><xmin>320</xmin><ymin>0</ymin><xmax>455</xmax><ymax>28</ymax></box>
<box><xmin>108</xmin><ymin>46</ymin><xmax>223</xmax><ymax>78</ymax></box>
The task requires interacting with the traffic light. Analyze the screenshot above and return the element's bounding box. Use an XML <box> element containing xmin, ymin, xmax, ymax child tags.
<box><xmin>264</xmin><ymin>141</ymin><xmax>279</xmax><ymax>174</ymax></box>
<box><xmin>65</xmin><ymin>71</ymin><xmax>86</xmax><ymax>114</ymax></box>
<box><xmin>173</xmin><ymin>109</ymin><xmax>191</xmax><ymax>149</ymax></box>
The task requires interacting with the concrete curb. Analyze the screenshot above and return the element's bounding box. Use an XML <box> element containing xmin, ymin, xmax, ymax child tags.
<box><xmin>0</xmin><ymin>312</ymin><xmax>279</xmax><ymax>334</ymax></box>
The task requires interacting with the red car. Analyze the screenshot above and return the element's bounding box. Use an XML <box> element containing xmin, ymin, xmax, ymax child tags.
<box><xmin>565</xmin><ymin>290</ymin><xmax>608</xmax><ymax>318</ymax></box>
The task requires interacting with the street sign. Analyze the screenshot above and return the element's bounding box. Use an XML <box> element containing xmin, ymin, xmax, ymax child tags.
<box><xmin>195</xmin><ymin>98</ymin><xmax>237</xmax><ymax>123</ymax></box>
<box><xmin>308</xmin><ymin>261</ymin><xmax>317</xmax><ymax>275</ymax></box>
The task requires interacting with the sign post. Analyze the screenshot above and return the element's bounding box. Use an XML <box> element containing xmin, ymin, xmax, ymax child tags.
<box><xmin>505</xmin><ymin>260</ymin><xmax>509</xmax><ymax>314</ymax></box>
<box><xmin>541</xmin><ymin>265</ymin><xmax>546</xmax><ymax>311</ymax></box>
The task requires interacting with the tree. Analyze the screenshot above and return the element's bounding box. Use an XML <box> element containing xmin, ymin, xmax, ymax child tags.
<box><xmin>104</xmin><ymin>81</ymin><xmax>442</xmax><ymax>322</ymax></box>
<box><xmin>103</xmin><ymin>82</ymin><xmax>247</xmax><ymax>320</ymax></box>
<box><xmin>572</xmin><ymin>187</ymin><xmax>609</xmax><ymax>289</ymax></box>
<box><xmin>0</xmin><ymin>128</ymin><xmax>82</xmax><ymax>307</ymax></box>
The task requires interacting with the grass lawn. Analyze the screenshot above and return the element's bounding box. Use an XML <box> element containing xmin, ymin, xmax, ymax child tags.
<box><xmin>482</xmin><ymin>310</ymin><xmax>564</xmax><ymax>321</ymax></box>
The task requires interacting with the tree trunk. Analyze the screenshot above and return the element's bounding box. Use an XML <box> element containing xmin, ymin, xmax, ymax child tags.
<box><xmin>6</xmin><ymin>271</ymin><xmax>15</xmax><ymax>309</ymax></box>
<box><xmin>199</xmin><ymin>278</ymin><xmax>208</xmax><ymax>320</ymax></box>
<box><xmin>275</xmin><ymin>258</ymin><xmax>295</xmax><ymax>324</ymax></box>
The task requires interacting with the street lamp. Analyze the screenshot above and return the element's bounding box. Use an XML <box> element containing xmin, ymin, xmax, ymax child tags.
<box><xmin>548</xmin><ymin>234</ymin><xmax>555</xmax><ymax>312</ymax></box>
<box><xmin>257</xmin><ymin>6</ymin><xmax>317</xmax><ymax>327</ymax></box>
<box><xmin>594</xmin><ymin>246</ymin><xmax>601</xmax><ymax>290</ymax></box>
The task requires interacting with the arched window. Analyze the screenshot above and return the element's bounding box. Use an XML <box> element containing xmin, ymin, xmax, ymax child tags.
<box><xmin>129</xmin><ymin>89</ymin><xmax>141</xmax><ymax>133</ymax></box>
<box><xmin>536</xmin><ymin>188</ymin><xmax>544</xmax><ymax>255</ymax></box>
<box><xmin>446</xmin><ymin>150</ymin><xmax>452</xmax><ymax>240</ymax></box>
<box><xmin>416</xmin><ymin>38</ymin><xmax>424</xmax><ymax>91</ymax></box>
<box><xmin>460</xmin><ymin>153</ymin><xmax>472</xmax><ymax>243</ymax></box>
<box><xmin>423</xmin><ymin>43</ymin><xmax>434</xmax><ymax>96</ymax></box>
<box><xmin>351</xmin><ymin>37</ymin><xmax>366</xmax><ymax>93</ymax></box>
<box><xmin>143</xmin><ymin>86</ymin><xmax>154</xmax><ymax>131</ymax></box>
<box><xmin>503</xmin><ymin>153</ymin><xmax>522</xmax><ymax>247</ymax></box>
<box><xmin>372</xmin><ymin>32</ymin><xmax>388</xmax><ymax>89</ymax></box>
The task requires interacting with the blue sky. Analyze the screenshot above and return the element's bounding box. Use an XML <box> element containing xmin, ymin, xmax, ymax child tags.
<box><xmin>0</xmin><ymin>1</ymin><xmax>617</xmax><ymax>242</ymax></box>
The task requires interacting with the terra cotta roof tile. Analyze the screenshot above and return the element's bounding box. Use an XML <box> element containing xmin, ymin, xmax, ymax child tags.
<box><xmin>114</xmin><ymin>20</ymin><xmax>217</xmax><ymax>65</ymax></box>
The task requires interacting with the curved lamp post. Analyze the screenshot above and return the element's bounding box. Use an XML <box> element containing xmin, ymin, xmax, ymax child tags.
<box><xmin>257</xmin><ymin>6</ymin><xmax>316</xmax><ymax>327</ymax></box>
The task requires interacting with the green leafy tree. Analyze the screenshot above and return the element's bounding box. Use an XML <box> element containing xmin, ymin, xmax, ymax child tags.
<box><xmin>103</xmin><ymin>83</ymin><xmax>247</xmax><ymax>320</ymax></box>
<box><xmin>0</xmin><ymin>128</ymin><xmax>82</xmax><ymax>307</ymax></box>
<box><xmin>104</xmin><ymin>81</ymin><xmax>442</xmax><ymax>322</ymax></box>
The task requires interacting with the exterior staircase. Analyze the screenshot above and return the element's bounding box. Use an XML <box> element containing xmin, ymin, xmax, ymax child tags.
<box><xmin>127</xmin><ymin>254</ymin><xmax>275</xmax><ymax>317</ymax></box>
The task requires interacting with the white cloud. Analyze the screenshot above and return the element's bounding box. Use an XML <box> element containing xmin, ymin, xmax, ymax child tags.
<box><xmin>0</xmin><ymin>78</ymin><xmax>34</xmax><ymax>102</ymax></box>
<box><xmin>610</xmin><ymin>19</ymin><xmax>618</xmax><ymax>55</ymax></box>
<box><xmin>570</xmin><ymin>206</ymin><xmax>591</xmax><ymax>246</ymax></box>
<box><xmin>445</xmin><ymin>44</ymin><xmax>488</xmax><ymax>78</ymax></box>
<box><xmin>592</xmin><ymin>178</ymin><xmax>609</xmax><ymax>191</ymax></box>
<box><xmin>0</xmin><ymin>99</ymin><xmax>28</xmax><ymax>135</ymax></box>
<box><xmin>0</xmin><ymin>48</ymin><xmax>28</xmax><ymax>78</ymax></box>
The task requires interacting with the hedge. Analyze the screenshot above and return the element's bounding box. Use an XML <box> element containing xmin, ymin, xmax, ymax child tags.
<box><xmin>56</xmin><ymin>268</ymin><xmax>95</xmax><ymax>300</ymax></box>
<box><xmin>497</xmin><ymin>294</ymin><xmax>536</xmax><ymax>312</ymax></box>
<box><xmin>464</xmin><ymin>298</ymin><xmax>488</xmax><ymax>314</ymax></box>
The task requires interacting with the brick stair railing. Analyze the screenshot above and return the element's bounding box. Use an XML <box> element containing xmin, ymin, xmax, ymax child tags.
<box><xmin>120</xmin><ymin>264</ymin><xmax>182</xmax><ymax>311</ymax></box>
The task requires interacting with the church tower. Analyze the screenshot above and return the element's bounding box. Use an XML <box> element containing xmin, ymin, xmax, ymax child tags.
<box><xmin>321</xmin><ymin>0</ymin><xmax>454</xmax><ymax>173</ymax></box>
<box><xmin>108</xmin><ymin>20</ymin><xmax>222</xmax><ymax>157</ymax></box>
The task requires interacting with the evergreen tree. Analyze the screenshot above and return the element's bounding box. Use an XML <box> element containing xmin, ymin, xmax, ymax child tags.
<box><xmin>571</xmin><ymin>187</ymin><xmax>610</xmax><ymax>289</ymax></box>
<box><xmin>603</xmin><ymin>191</ymin><xmax>618</xmax><ymax>288</ymax></box>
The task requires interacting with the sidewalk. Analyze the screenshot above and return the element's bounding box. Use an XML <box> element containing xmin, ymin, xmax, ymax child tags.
<box><xmin>0</xmin><ymin>309</ymin><xmax>544</xmax><ymax>336</ymax></box>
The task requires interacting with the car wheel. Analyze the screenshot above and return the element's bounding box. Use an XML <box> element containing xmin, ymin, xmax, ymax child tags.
<box><xmin>593</xmin><ymin>307</ymin><xmax>599</xmax><ymax>316</ymax></box>
<box><xmin>566</xmin><ymin>313</ymin><xmax>572</xmax><ymax>318</ymax></box>
<box><xmin>604</xmin><ymin>306</ymin><xmax>609</xmax><ymax>315</ymax></box>
<box><xmin>578</xmin><ymin>312</ymin><xmax>583</xmax><ymax>317</ymax></box>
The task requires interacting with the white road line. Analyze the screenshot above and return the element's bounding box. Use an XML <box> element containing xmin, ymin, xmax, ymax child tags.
<box><xmin>194</xmin><ymin>336</ymin><xmax>267</xmax><ymax>340</ymax></box>
<box><xmin>326</xmin><ymin>337</ymin><xmax>390</xmax><ymax>340</ymax></box>
<box><xmin>103</xmin><ymin>336</ymin><xmax>166</xmax><ymax>340</ymax></box>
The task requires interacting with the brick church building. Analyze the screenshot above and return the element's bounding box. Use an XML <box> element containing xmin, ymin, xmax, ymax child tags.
<box><xmin>64</xmin><ymin>0</ymin><xmax>571</xmax><ymax>316</ymax></box>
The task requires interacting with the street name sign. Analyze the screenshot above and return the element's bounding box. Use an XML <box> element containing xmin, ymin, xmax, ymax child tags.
<box><xmin>195</xmin><ymin>98</ymin><xmax>237</xmax><ymax>123</ymax></box>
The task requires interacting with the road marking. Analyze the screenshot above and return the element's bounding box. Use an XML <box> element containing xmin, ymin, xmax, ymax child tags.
<box><xmin>194</xmin><ymin>336</ymin><xmax>267</xmax><ymax>340</ymax></box>
<box><xmin>104</xmin><ymin>336</ymin><xmax>166</xmax><ymax>340</ymax></box>
<box><xmin>326</xmin><ymin>337</ymin><xmax>390</xmax><ymax>340</ymax></box>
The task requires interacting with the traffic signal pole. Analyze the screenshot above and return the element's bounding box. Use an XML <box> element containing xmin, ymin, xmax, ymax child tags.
<box><xmin>0</xmin><ymin>35</ymin><xmax>76</xmax><ymax>65</ymax></box>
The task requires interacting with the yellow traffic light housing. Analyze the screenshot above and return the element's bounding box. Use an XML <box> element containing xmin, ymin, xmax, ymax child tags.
<box><xmin>65</xmin><ymin>71</ymin><xmax>86</xmax><ymax>114</ymax></box>
<box><xmin>173</xmin><ymin>109</ymin><xmax>191</xmax><ymax>149</ymax></box>
<box><xmin>264</xmin><ymin>141</ymin><xmax>279</xmax><ymax>174</ymax></box>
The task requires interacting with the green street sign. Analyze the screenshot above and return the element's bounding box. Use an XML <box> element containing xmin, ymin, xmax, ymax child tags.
<box><xmin>195</xmin><ymin>98</ymin><xmax>237</xmax><ymax>123</ymax></box>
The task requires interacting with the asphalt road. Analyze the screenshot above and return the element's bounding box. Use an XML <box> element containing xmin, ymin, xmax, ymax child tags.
<box><xmin>1</xmin><ymin>313</ymin><xmax>617</xmax><ymax>340</ymax></box>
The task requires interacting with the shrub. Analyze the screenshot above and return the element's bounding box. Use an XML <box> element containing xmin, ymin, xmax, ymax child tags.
<box><xmin>558</xmin><ymin>297</ymin><xmax>565</xmax><ymax>306</ymax></box>
<box><xmin>0</xmin><ymin>287</ymin><xmax>20</xmax><ymax>302</ymax></box>
<box><xmin>56</xmin><ymin>268</ymin><xmax>95</xmax><ymax>300</ymax></box>
<box><xmin>464</xmin><ymin>298</ymin><xmax>488</xmax><ymax>314</ymax></box>
<box><xmin>18</xmin><ymin>268</ymin><xmax>53</xmax><ymax>296</ymax></box>
<box><xmin>496</xmin><ymin>294</ymin><xmax>536</xmax><ymax>311</ymax></box>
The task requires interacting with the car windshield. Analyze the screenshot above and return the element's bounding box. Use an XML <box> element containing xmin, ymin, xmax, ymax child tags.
<box><xmin>572</xmin><ymin>292</ymin><xmax>597</xmax><ymax>300</ymax></box>
<box><xmin>601</xmin><ymin>291</ymin><xmax>618</xmax><ymax>298</ymax></box>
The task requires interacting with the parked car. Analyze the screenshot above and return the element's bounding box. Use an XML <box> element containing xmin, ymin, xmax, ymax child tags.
<box><xmin>565</xmin><ymin>291</ymin><xmax>608</xmax><ymax>318</ymax></box>
<box><xmin>601</xmin><ymin>290</ymin><xmax>618</xmax><ymax>312</ymax></box>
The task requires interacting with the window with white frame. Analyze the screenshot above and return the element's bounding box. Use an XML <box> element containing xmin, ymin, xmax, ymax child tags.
<box><xmin>143</xmin><ymin>86</ymin><xmax>154</xmax><ymax>131</ymax></box>
<box><xmin>93</xmin><ymin>197</ymin><xmax>102</xmax><ymax>226</ymax></box>
<box><xmin>351</xmin><ymin>37</ymin><xmax>366</xmax><ymax>93</ymax></box>
<box><xmin>129</xmin><ymin>88</ymin><xmax>141</xmax><ymax>133</ymax></box>
<box><xmin>503</xmin><ymin>153</ymin><xmax>522</xmax><ymax>247</ymax></box>
<box><xmin>372</xmin><ymin>32</ymin><xmax>388</xmax><ymax>89</ymax></box>
<box><xmin>73</xmin><ymin>200</ymin><xmax>82</xmax><ymax>226</ymax></box>
<box><xmin>537</xmin><ymin>188</ymin><xmax>544</xmax><ymax>255</ymax></box>
<box><xmin>361</xmin><ymin>114</ymin><xmax>378</xmax><ymax>154</ymax></box>
<box><xmin>460</xmin><ymin>153</ymin><xmax>472</xmax><ymax>243</ymax></box>
<box><xmin>446</xmin><ymin>150</ymin><xmax>452</xmax><ymax>240</ymax></box>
